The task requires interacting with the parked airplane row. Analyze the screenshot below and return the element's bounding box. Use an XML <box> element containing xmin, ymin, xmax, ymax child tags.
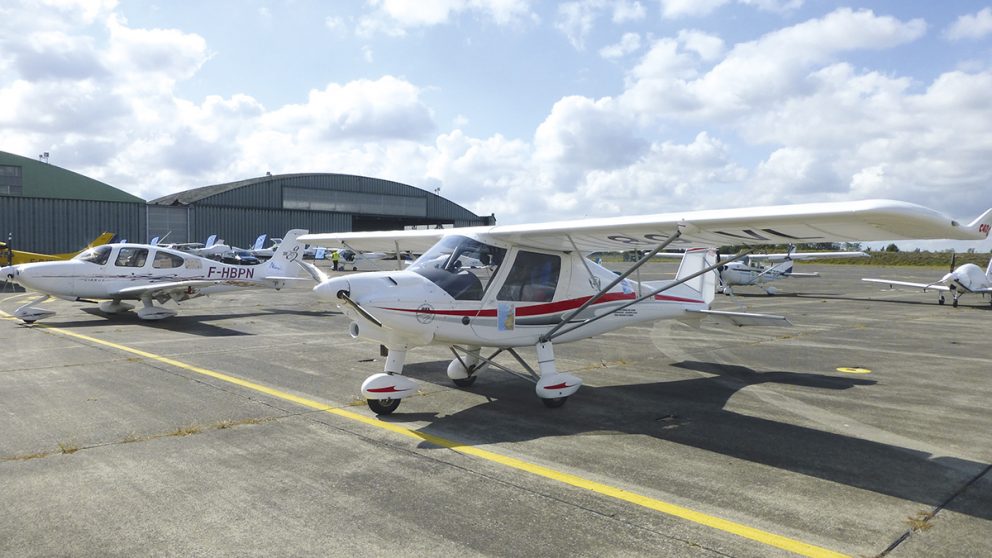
<box><xmin>3</xmin><ymin>199</ymin><xmax>991</xmax><ymax>414</ymax></box>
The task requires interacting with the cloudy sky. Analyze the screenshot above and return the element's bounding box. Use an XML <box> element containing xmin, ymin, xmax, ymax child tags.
<box><xmin>2</xmin><ymin>0</ymin><xmax>992</xmax><ymax>247</ymax></box>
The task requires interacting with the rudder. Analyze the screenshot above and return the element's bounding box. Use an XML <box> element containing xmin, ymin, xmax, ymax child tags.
<box><xmin>674</xmin><ymin>248</ymin><xmax>719</xmax><ymax>305</ymax></box>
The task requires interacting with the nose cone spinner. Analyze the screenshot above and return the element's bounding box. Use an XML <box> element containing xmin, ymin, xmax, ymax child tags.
<box><xmin>313</xmin><ymin>276</ymin><xmax>351</xmax><ymax>301</ymax></box>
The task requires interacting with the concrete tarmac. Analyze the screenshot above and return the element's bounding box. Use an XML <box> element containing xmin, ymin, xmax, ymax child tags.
<box><xmin>1</xmin><ymin>263</ymin><xmax>990</xmax><ymax>557</ymax></box>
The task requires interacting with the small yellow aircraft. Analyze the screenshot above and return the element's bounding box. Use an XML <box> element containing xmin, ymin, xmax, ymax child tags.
<box><xmin>1</xmin><ymin>232</ymin><xmax>117</xmax><ymax>266</ymax></box>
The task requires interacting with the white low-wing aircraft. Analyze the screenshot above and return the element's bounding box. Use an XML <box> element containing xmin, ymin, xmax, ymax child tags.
<box><xmin>862</xmin><ymin>254</ymin><xmax>992</xmax><ymax>307</ymax></box>
<box><xmin>1</xmin><ymin>230</ymin><xmax>311</xmax><ymax>323</ymax></box>
<box><xmin>299</xmin><ymin>200</ymin><xmax>992</xmax><ymax>415</ymax></box>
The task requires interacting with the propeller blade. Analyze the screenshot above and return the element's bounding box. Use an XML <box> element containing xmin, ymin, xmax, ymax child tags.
<box><xmin>950</xmin><ymin>252</ymin><xmax>957</xmax><ymax>273</ymax></box>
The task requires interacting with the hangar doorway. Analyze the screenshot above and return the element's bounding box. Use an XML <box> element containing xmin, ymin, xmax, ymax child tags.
<box><xmin>352</xmin><ymin>216</ymin><xmax>448</xmax><ymax>232</ymax></box>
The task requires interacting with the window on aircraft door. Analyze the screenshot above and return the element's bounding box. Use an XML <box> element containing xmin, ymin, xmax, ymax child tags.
<box><xmin>115</xmin><ymin>247</ymin><xmax>148</xmax><ymax>268</ymax></box>
<box><xmin>152</xmin><ymin>251</ymin><xmax>185</xmax><ymax>269</ymax></box>
<box><xmin>497</xmin><ymin>251</ymin><xmax>561</xmax><ymax>302</ymax></box>
<box><xmin>76</xmin><ymin>245</ymin><xmax>112</xmax><ymax>265</ymax></box>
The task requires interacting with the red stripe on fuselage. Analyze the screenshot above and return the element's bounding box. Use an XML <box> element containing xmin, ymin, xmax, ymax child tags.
<box><xmin>380</xmin><ymin>291</ymin><xmax>703</xmax><ymax>318</ymax></box>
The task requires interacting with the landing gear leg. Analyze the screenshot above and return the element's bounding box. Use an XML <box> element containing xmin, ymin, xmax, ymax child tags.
<box><xmin>533</xmin><ymin>341</ymin><xmax>582</xmax><ymax>408</ymax></box>
<box><xmin>361</xmin><ymin>347</ymin><xmax>414</xmax><ymax>415</ymax></box>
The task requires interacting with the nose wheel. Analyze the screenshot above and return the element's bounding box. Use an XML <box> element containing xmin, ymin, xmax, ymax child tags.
<box><xmin>367</xmin><ymin>398</ymin><xmax>401</xmax><ymax>415</ymax></box>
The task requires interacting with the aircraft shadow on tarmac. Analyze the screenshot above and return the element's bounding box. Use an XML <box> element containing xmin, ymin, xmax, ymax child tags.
<box><xmin>48</xmin><ymin>308</ymin><xmax>286</xmax><ymax>336</ymax></box>
<box><xmin>394</xmin><ymin>359</ymin><xmax>991</xmax><ymax>521</ymax></box>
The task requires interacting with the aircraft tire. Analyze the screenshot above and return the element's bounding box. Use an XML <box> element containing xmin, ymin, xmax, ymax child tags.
<box><xmin>938</xmin><ymin>298</ymin><xmax>945</xmax><ymax>305</ymax></box>
<box><xmin>953</xmin><ymin>299</ymin><xmax>959</xmax><ymax>308</ymax></box>
<box><xmin>541</xmin><ymin>396</ymin><xmax>568</xmax><ymax>409</ymax></box>
<box><xmin>367</xmin><ymin>398</ymin><xmax>400</xmax><ymax>415</ymax></box>
<box><xmin>452</xmin><ymin>376</ymin><xmax>477</xmax><ymax>388</ymax></box>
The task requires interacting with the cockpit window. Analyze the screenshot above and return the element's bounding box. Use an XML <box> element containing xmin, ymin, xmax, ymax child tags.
<box><xmin>409</xmin><ymin>236</ymin><xmax>506</xmax><ymax>301</ymax></box>
<box><xmin>115</xmin><ymin>247</ymin><xmax>148</xmax><ymax>268</ymax></box>
<box><xmin>497</xmin><ymin>251</ymin><xmax>561</xmax><ymax>302</ymax></box>
<box><xmin>152</xmin><ymin>250</ymin><xmax>185</xmax><ymax>269</ymax></box>
<box><xmin>76</xmin><ymin>245</ymin><xmax>112</xmax><ymax>265</ymax></box>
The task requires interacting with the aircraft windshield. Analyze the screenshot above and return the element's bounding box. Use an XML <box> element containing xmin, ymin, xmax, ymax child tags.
<box><xmin>409</xmin><ymin>236</ymin><xmax>506</xmax><ymax>301</ymax></box>
<box><xmin>75</xmin><ymin>245</ymin><xmax>112</xmax><ymax>265</ymax></box>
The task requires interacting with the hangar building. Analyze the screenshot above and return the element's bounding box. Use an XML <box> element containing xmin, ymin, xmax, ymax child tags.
<box><xmin>0</xmin><ymin>151</ymin><xmax>145</xmax><ymax>253</ymax></box>
<box><xmin>148</xmin><ymin>173</ymin><xmax>494</xmax><ymax>249</ymax></box>
<box><xmin>0</xmin><ymin>149</ymin><xmax>493</xmax><ymax>253</ymax></box>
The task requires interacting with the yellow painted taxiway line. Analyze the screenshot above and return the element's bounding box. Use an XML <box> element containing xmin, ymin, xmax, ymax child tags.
<box><xmin>2</xmin><ymin>311</ymin><xmax>849</xmax><ymax>558</ymax></box>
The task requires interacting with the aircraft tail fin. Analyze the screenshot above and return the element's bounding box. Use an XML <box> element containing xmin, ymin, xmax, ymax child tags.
<box><xmin>263</xmin><ymin>229</ymin><xmax>309</xmax><ymax>278</ymax></box>
<box><xmin>88</xmin><ymin>232</ymin><xmax>117</xmax><ymax>249</ymax></box>
<box><xmin>966</xmin><ymin>208</ymin><xmax>992</xmax><ymax>239</ymax></box>
<box><xmin>252</xmin><ymin>234</ymin><xmax>267</xmax><ymax>251</ymax></box>
<box><xmin>674</xmin><ymin>248</ymin><xmax>718</xmax><ymax>306</ymax></box>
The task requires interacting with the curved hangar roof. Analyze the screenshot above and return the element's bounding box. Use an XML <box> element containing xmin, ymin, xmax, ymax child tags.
<box><xmin>149</xmin><ymin>173</ymin><xmax>491</xmax><ymax>227</ymax></box>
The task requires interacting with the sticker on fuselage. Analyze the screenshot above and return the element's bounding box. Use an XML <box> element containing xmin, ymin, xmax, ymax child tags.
<box><xmin>497</xmin><ymin>303</ymin><xmax>515</xmax><ymax>331</ymax></box>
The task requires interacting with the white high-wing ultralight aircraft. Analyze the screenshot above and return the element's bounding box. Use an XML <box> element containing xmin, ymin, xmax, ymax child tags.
<box><xmin>862</xmin><ymin>254</ymin><xmax>992</xmax><ymax>307</ymax></box>
<box><xmin>299</xmin><ymin>200</ymin><xmax>992</xmax><ymax>415</ymax></box>
<box><xmin>1</xmin><ymin>230</ymin><xmax>311</xmax><ymax>323</ymax></box>
<box><xmin>716</xmin><ymin>247</ymin><xmax>869</xmax><ymax>295</ymax></box>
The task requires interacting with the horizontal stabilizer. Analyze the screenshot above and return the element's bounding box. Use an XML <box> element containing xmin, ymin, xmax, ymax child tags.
<box><xmin>687</xmin><ymin>309</ymin><xmax>792</xmax><ymax>327</ymax></box>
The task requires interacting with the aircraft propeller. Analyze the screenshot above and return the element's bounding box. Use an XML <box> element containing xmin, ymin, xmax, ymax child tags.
<box><xmin>336</xmin><ymin>290</ymin><xmax>383</xmax><ymax>327</ymax></box>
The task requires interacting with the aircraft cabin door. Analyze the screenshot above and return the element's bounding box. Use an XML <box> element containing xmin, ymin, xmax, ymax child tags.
<box><xmin>472</xmin><ymin>248</ymin><xmax>566</xmax><ymax>343</ymax></box>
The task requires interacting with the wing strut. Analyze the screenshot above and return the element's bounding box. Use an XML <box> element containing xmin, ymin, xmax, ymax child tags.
<box><xmin>540</xmin><ymin>229</ymin><xmax>685</xmax><ymax>343</ymax></box>
<box><xmin>541</xmin><ymin>248</ymin><xmax>753</xmax><ymax>343</ymax></box>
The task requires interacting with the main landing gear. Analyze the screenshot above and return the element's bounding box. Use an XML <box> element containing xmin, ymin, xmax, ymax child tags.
<box><xmin>939</xmin><ymin>287</ymin><xmax>961</xmax><ymax>307</ymax></box>
<box><xmin>360</xmin><ymin>342</ymin><xmax>583</xmax><ymax>415</ymax></box>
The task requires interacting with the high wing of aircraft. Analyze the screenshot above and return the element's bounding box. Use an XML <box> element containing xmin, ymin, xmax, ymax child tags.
<box><xmin>863</xmin><ymin>254</ymin><xmax>992</xmax><ymax>307</ymax></box>
<box><xmin>1</xmin><ymin>230</ymin><xmax>312</xmax><ymax>323</ymax></box>
<box><xmin>2</xmin><ymin>232</ymin><xmax>118</xmax><ymax>266</ymax></box>
<box><xmin>298</xmin><ymin>199</ymin><xmax>992</xmax><ymax>415</ymax></box>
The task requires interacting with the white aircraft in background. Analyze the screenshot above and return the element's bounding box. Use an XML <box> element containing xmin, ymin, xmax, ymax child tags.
<box><xmin>336</xmin><ymin>248</ymin><xmax>393</xmax><ymax>270</ymax></box>
<box><xmin>1</xmin><ymin>230</ymin><xmax>312</xmax><ymax>323</ymax></box>
<box><xmin>249</xmin><ymin>234</ymin><xmax>282</xmax><ymax>260</ymax></box>
<box><xmin>716</xmin><ymin>247</ymin><xmax>869</xmax><ymax>295</ymax></box>
<box><xmin>155</xmin><ymin>234</ymin><xmax>231</xmax><ymax>259</ymax></box>
<box><xmin>299</xmin><ymin>200</ymin><xmax>992</xmax><ymax>415</ymax></box>
<box><xmin>862</xmin><ymin>254</ymin><xmax>992</xmax><ymax>307</ymax></box>
<box><xmin>654</xmin><ymin>246</ymin><xmax>869</xmax><ymax>295</ymax></box>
